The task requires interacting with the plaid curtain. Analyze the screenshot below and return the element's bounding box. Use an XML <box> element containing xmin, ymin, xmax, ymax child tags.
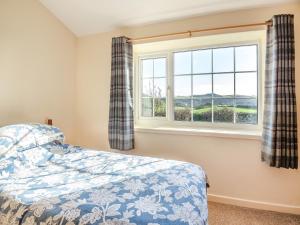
<box><xmin>108</xmin><ymin>37</ymin><xmax>134</xmax><ymax>150</ymax></box>
<box><xmin>262</xmin><ymin>14</ymin><xmax>298</xmax><ymax>169</ymax></box>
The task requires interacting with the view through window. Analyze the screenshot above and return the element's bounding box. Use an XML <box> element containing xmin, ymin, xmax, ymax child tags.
<box><xmin>140</xmin><ymin>44</ymin><xmax>258</xmax><ymax>125</ymax></box>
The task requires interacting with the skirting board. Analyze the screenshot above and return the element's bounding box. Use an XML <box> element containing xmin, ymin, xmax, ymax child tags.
<box><xmin>208</xmin><ymin>194</ymin><xmax>300</xmax><ymax>215</ymax></box>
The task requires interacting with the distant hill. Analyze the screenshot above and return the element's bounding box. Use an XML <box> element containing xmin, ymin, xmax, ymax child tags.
<box><xmin>142</xmin><ymin>93</ymin><xmax>257</xmax><ymax>108</ymax></box>
<box><xmin>174</xmin><ymin>94</ymin><xmax>257</xmax><ymax>108</ymax></box>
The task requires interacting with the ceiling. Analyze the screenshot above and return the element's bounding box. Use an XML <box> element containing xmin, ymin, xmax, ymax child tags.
<box><xmin>40</xmin><ymin>0</ymin><xmax>296</xmax><ymax>36</ymax></box>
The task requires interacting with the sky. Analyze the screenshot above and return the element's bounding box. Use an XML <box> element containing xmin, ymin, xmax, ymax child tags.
<box><xmin>142</xmin><ymin>45</ymin><xmax>257</xmax><ymax>98</ymax></box>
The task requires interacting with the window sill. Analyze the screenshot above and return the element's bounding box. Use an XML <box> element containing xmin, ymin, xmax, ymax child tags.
<box><xmin>135</xmin><ymin>127</ymin><xmax>262</xmax><ymax>140</ymax></box>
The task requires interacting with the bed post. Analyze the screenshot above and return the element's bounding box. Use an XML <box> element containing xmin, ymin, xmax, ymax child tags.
<box><xmin>46</xmin><ymin>118</ymin><xmax>53</xmax><ymax>126</ymax></box>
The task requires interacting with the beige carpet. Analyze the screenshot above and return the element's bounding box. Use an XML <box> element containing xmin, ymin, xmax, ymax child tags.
<box><xmin>208</xmin><ymin>202</ymin><xmax>300</xmax><ymax>225</ymax></box>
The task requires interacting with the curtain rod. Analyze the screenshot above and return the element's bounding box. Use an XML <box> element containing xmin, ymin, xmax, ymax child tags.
<box><xmin>128</xmin><ymin>20</ymin><xmax>272</xmax><ymax>43</ymax></box>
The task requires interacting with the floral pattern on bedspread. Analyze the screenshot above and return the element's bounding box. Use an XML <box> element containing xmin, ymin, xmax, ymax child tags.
<box><xmin>0</xmin><ymin>142</ymin><xmax>208</xmax><ymax>225</ymax></box>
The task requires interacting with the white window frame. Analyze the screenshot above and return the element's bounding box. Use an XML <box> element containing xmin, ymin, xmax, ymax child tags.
<box><xmin>134</xmin><ymin>41</ymin><xmax>263</xmax><ymax>132</ymax></box>
<box><xmin>138</xmin><ymin>53</ymin><xmax>169</xmax><ymax>120</ymax></box>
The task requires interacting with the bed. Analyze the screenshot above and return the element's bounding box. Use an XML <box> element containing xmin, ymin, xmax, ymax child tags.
<box><xmin>0</xmin><ymin>124</ymin><xmax>208</xmax><ymax>225</ymax></box>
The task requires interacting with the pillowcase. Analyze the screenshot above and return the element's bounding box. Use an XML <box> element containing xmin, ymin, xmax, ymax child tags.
<box><xmin>0</xmin><ymin>123</ymin><xmax>65</xmax><ymax>153</ymax></box>
<box><xmin>0</xmin><ymin>136</ymin><xmax>15</xmax><ymax>157</ymax></box>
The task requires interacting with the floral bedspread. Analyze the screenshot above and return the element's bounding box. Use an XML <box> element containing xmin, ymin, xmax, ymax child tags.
<box><xmin>0</xmin><ymin>142</ymin><xmax>208</xmax><ymax>225</ymax></box>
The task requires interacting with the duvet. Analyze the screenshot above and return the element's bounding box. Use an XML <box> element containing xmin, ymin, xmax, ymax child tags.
<box><xmin>0</xmin><ymin>124</ymin><xmax>208</xmax><ymax>225</ymax></box>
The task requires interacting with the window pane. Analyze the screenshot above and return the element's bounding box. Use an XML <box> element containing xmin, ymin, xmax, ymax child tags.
<box><xmin>213</xmin><ymin>98</ymin><xmax>234</xmax><ymax>123</ymax></box>
<box><xmin>174</xmin><ymin>76</ymin><xmax>191</xmax><ymax>97</ymax></box>
<box><xmin>193</xmin><ymin>75</ymin><xmax>212</xmax><ymax>97</ymax></box>
<box><xmin>154</xmin><ymin>58</ymin><xmax>166</xmax><ymax>77</ymax></box>
<box><xmin>235</xmin><ymin>45</ymin><xmax>257</xmax><ymax>71</ymax></box>
<box><xmin>174</xmin><ymin>51</ymin><xmax>191</xmax><ymax>75</ymax></box>
<box><xmin>154</xmin><ymin>98</ymin><xmax>166</xmax><ymax>117</ymax></box>
<box><xmin>142</xmin><ymin>78</ymin><xmax>153</xmax><ymax>97</ymax></box>
<box><xmin>193</xmin><ymin>98</ymin><xmax>212</xmax><ymax>122</ymax></box>
<box><xmin>153</xmin><ymin>78</ymin><xmax>166</xmax><ymax>98</ymax></box>
<box><xmin>142</xmin><ymin>98</ymin><xmax>153</xmax><ymax>117</ymax></box>
<box><xmin>174</xmin><ymin>98</ymin><xmax>191</xmax><ymax>121</ymax></box>
<box><xmin>213</xmin><ymin>48</ymin><xmax>234</xmax><ymax>72</ymax></box>
<box><xmin>193</xmin><ymin>49</ymin><xmax>212</xmax><ymax>74</ymax></box>
<box><xmin>142</xmin><ymin>59</ymin><xmax>153</xmax><ymax>78</ymax></box>
<box><xmin>236</xmin><ymin>72</ymin><xmax>257</xmax><ymax>97</ymax></box>
<box><xmin>213</xmin><ymin>73</ymin><xmax>234</xmax><ymax>97</ymax></box>
<box><xmin>235</xmin><ymin>98</ymin><xmax>257</xmax><ymax>124</ymax></box>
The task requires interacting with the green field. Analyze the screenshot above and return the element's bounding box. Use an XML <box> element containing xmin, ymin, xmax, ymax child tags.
<box><xmin>173</xmin><ymin>106</ymin><xmax>257</xmax><ymax>123</ymax></box>
<box><xmin>192</xmin><ymin>106</ymin><xmax>257</xmax><ymax>114</ymax></box>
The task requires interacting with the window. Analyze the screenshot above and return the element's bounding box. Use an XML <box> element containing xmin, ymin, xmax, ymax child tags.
<box><xmin>141</xmin><ymin>58</ymin><xmax>167</xmax><ymax>117</ymax></box>
<box><xmin>137</xmin><ymin>44</ymin><xmax>259</xmax><ymax>128</ymax></box>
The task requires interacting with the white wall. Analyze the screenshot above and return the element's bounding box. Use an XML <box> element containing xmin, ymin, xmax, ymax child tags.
<box><xmin>75</xmin><ymin>3</ymin><xmax>300</xmax><ymax>214</ymax></box>
<box><xmin>0</xmin><ymin>0</ymin><xmax>77</xmax><ymax>142</ymax></box>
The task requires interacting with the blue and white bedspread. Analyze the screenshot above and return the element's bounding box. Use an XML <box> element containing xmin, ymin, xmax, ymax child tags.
<box><xmin>0</xmin><ymin>124</ymin><xmax>208</xmax><ymax>225</ymax></box>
